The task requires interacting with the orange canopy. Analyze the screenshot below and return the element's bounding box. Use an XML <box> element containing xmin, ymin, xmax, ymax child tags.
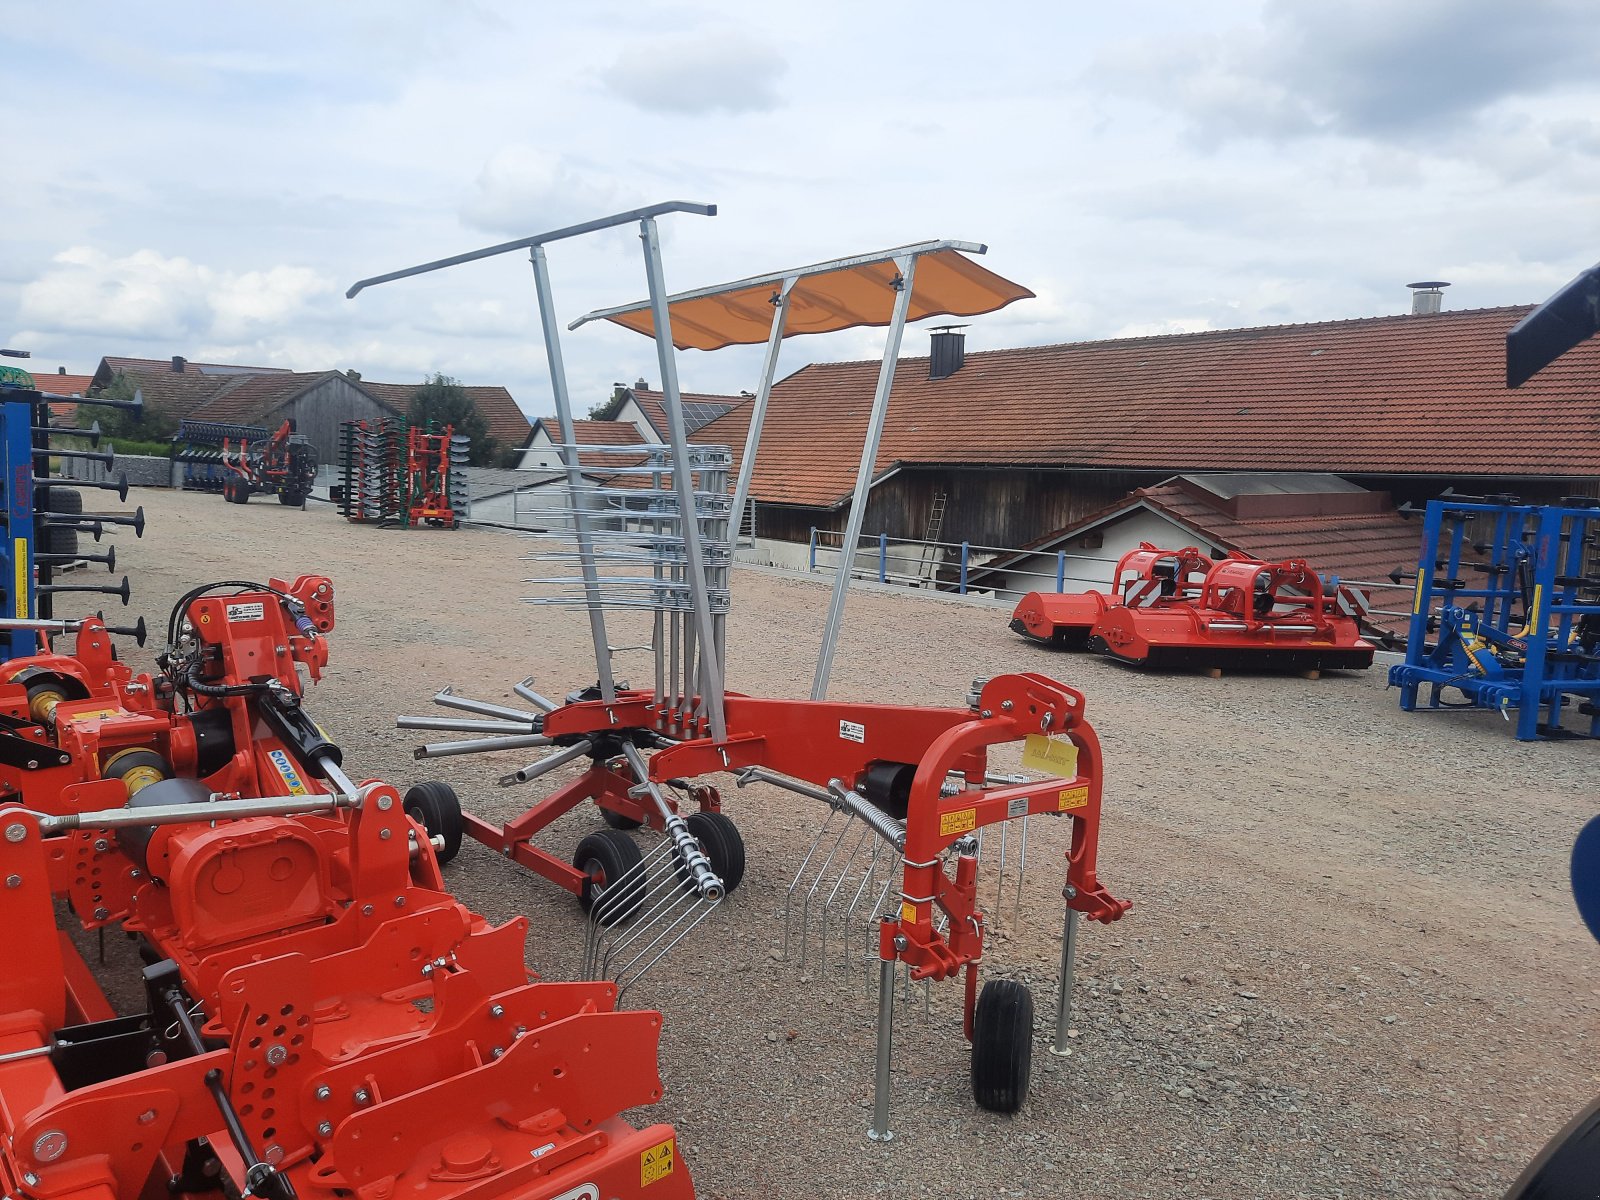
<box><xmin>576</xmin><ymin>242</ymin><xmax>1034</xmax><ymax>352</ymax></box>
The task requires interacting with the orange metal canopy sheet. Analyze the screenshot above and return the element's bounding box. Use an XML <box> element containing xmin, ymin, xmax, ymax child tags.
<box><xmin>604</xmin><ymin>247</ymin><xmax>1035</xmax><ymax>351</ymax></box>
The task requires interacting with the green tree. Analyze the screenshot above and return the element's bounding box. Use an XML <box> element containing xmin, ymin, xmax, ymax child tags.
<box><xmin>83</xmin><ymin>371</ymin><xmax>180</xmax><ymax>442</ymax></box>
<box><xmin>587</xmin><ymin>383</ymin><xmax>628</xmax><ymax>421</ymax></box>
<box><xmin>407</xmin><ymin>373</ymin><xmax>496</xmax><ymax>466</ymax></box>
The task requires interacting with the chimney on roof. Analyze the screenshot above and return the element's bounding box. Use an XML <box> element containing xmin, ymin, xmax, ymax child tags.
<box><xmin>929</xmin><ymin>325</ymin><xmax>968</xmax><ymax>380</ymax></box>
<box><xmin>1407</xmin><ymin>281</ymin><xmax>1449</xmax><ymax>316</ymax></box>
<box><xmin>635</xmin><ymin>377</ymin><xmax>649</xmax><ymax>391</ymax></box>
<box><xmin>170</xmin><ymin>355</ymin><xmax>186</xmax><ymax>373</ymax></box>
<box><xmin>57</xmin><ymin>366</ymin><xmax>66</xmax><ymax>375</ymax></box>
<box><xmin>345</xmin><ymin>369</ymin><xmax>361</xmax><ymax>381</ymax></box>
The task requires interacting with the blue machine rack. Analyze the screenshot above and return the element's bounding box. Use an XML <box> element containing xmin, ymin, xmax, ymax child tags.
<box><xmin>0</xmin><ymin>386</ymin><xmax>36</xmax><ymax>660</ymax></box>
<box><xmin>1389</xmin><ymin>496</ymin><xmax>1600</xmax><ymax>740</ymax></box>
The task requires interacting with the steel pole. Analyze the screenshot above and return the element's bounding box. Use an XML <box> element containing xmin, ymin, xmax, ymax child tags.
<box><xmin>868</xmin><ymin>915</ymin><xmax>898</xmax><ymax>1141</ymax></box>
<box><xmin>639</xmin><ymin>217</ymin><xmax>726</xmax><ymax>742</ymax></box>
<box><xmin>1049</xmin><ymin>906</ymin><xmax>1081</xmax><ymax>1056</ymax></box>
<box><xmin>529</xmin><ymin>244</ymin><xmax>615</xmax><ymax>702</ymax></box>
<box><xmin>812</xmin><ymin>254</ymin><xmax>917</xmax><ymax>700</ymax></box>
<box><xmin>728</xmin><ymin>276</ymin><xmax>795</xmax><ymax>545</ymax></box>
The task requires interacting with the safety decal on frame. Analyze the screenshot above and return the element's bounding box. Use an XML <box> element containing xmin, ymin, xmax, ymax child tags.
<box><xmin>1057</xmin><ymin>785</ymin><xmax>1090</xmax><ymax>811</ymax></box>
<box><xmin>225</xmin><ymin>601</ymin><xmax>266</xmax><ymax>623</ymax></box>
<box><xmin>940</xmin><ymin>807</ymin><xmax>977</xmax><ymax>837</ymax></box>
<box><xmin>839</xmin><ymin>719</ymin><xmax>866</xmax><ymax>743</ymax></box>
<box><xmin>640</xmin><ymin>1138</ymin><xmax>675</xmax><ymax>1187</ymax></box>
<box><xmin>269</xmin><ymin>749</ymin><xmax>310</xmax><ymax>796</ymax></box>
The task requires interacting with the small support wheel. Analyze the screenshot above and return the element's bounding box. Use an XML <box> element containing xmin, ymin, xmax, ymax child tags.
<box><xmin>403</xmin><ymin>781</ymin><xmax>463</xmax><ymax>865</ymax></box>
<box><xmin>971</xmin><ymin>978</ymin><xmax>1034</xmax><ymax>1113</ymax></box>
<box><xmin>279</xmin><ymin>490</ymin><xmax>305</xmax><ymax>506</ymax></box>
<box><xmin>574</xmin><ymin>829</ymin><xmax>645</xmax><ymax>924</ymax></box>
<box><xmin>685</xmin><ymin>810</ymin><xmax>745</xmax><ymax>894</ymax></box>
<box><xmin>601</xmin><ymin>806</ymin><xmax>644</xmax><ymax>831</ymax></box>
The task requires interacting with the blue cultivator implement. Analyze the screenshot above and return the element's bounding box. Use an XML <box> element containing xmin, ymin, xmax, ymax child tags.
<box><xmin>1388</xmin><ymin>497</ymin><xmax>1600</xmax><ymax>740</ymax></box>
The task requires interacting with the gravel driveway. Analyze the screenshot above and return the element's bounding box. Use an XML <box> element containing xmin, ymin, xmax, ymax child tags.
<box><xmin>94</xmin><ymin>488</ymin><xmax>1598</xmax><ymax>1200</ymax></box>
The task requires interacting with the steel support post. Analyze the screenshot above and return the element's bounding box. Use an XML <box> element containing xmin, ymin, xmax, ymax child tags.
<box><xmin>529</xmin><ymin>244</ymin><xmax>615</xmax><ymax>702</ymax></box>
<box><xmin>1050</xmin><ymin>905</ymin><xmax>1081</xmax><ymax>1056</ymax></box>
<box><xmin>728</xmin><ymin>276</ymin><xmax>795</xmax><ymax>544</ymax></box>
<box><xmin>813</xmin><ymin>254</ymin><xmax>917</xmax><ymax>700</ymax></box>
<box><xmin>868</xmin><ymin>914</ymin><xmax>898</xmax><ymax>1141</ymax></box>
<box><xmin>639</xmin><ymin>217</ymin><xmax>727</xmax><ymax>742</ymax></box>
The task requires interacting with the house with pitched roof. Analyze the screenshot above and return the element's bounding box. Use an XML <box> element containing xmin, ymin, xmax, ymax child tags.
<box><xmin>514</xmin><ymin>382</ymin><xmax>745</xmax><ymax>468</ymax></box>
<box><xmin>87</xmin><ymin>357</ymin><xmax>532</xmax><ymax>467</ymax></box>
<box><xmin>687</xmin><ymin>305</ymin><xmax>1600</xmax><ymax>557</ymax></box>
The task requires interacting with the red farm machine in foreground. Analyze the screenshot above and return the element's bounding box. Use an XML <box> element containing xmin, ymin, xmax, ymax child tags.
<box><xmin>219</xmin><ymin>419</ymin><xmax>318</xmax><ymax>507</ymax></box>
<box><xmin>0</xmin><ymin>575</ymin><xmax>694</xmax><ymax>1200</ymax></box>
<box><xmin>1012</xmin><ymin>542</ymin><xmax>1376</xmax><ymax>673</ymax></box>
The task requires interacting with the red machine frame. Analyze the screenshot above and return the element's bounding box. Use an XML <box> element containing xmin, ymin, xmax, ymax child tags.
<box><xmin>0</xmin><ymin>578</ymin><xmax>693</xmax><ymax>1200</ymax></box>
<box><xmin>1013</xmin><ymin>542</ymin><xmax>1375</xmax><ymax>672</ymax></box>
<box><xmin>220</xmin><ymin>420</ymin><xmax>317</xmax><ymax>506</ymax></box>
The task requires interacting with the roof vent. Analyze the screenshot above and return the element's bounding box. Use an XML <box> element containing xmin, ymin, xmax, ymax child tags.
<box><xmin>1407</xmin><ymin>281</ymin><xmax>1449</xmax><ymax>316</ymax></box>
<box><xmin>929</xmin><ymin>325</ymin><xmax>968</xmax><ymax>380</ymax></box>
<box><xmin>170</xmin><ymin>355</ymin><xmax>186</xmax><ymax>372</ymax></box>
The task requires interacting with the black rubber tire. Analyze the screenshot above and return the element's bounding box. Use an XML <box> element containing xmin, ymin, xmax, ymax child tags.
<box><xmin>1502</xmin><ymin>1094</ymin><xmax>1600</xmax><ymax>1199</ymax></box>
<box><xmin>42</xmin><ymin>523</ymin><xmax>78</xmax><ymax>558</ymax></box>
<box><xmin>279</xmin><ymin>490</ymin><xmax>305</xmax><ymax>506</ymax></box>
<box><xmin>573</xmin><ymin>829</ymin><xmax>645</xmax><ymax>925</ymax></box>
<box><xmin>43</xmin><ymin>486</ymin><xmax>83</xmax><ymax>517</ymax></box>
<box><xmin>601</xmin><ymin>806</ymin><xmax>644</xmax><ymax>831</ymax></box>
<box><xmin>971</xmin><ymin>978</ymin><xmax>1034</xmax><ymax>1113</ymax></box>
<box><xmin>686</xmin><ymin>810</ymin><xmax>746</xmax><ymax>894</ymax></box>
<box><xmin>403</xmin><ymin>781</ymin><xmax>464</xmax><ymax>865</ymax></box>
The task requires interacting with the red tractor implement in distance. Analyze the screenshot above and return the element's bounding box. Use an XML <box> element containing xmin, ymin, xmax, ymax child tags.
<box><xmin>0</xmin><ymin>576</ymin><xmax>693</xmax><ymax>1200</ymax></box>
<box><xmin>219</xmin><ymin>420</ymin><xmax>318</xmax><ymax>507</ymax></box>
<box><xmin>1013</xmin><ymin>544</ymin><xmax>1375</xmax><ymax>673</ymax></box>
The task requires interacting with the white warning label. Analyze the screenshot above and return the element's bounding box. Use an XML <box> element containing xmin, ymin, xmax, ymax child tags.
<box><xmin>839</xmin><ymin>719</ymin><xmax>866</xmax><ymax>744</ymax></box>
<box><xmin>225</xmin><ymin>601</ymin><xmax>266</xmax><ymax>623</ymax></box>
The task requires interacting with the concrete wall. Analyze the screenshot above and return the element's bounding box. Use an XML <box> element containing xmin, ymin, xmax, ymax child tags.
<box><xmin>59</xmin><ymin>453</ymin><xmax>175</xmax><ymax>488</ymax></box>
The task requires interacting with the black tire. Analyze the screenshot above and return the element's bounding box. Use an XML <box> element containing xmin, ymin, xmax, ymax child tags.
<box><xmin>601</xmin><ymin>806</ymin><xmax>644</xmax><ymax>831</ymax></box>
<box><xmin>279</xmin><ymin>490</ymin><xmax>305</xmax><ymax>506</ymax></box>
<box><xmin>404</xmin><ymin>781</ymin><xmax>464</xmax><ymax>865</ymax></box>
<box><xmin>1503</xmin><ymin>1095</ymin><xmax>1600</xmax><ymax>1199</ymax></box>
<box><xmin>972</xmin><ymin>979</ymin><xmax>1034</xmax><ymax>1113</ymax></box>
<box><xmin>573</xmin><ymin>829</ymin><xmax>645</xmax><ymax>925</ymax></box>
<box><xmin>43</xmin><ymin>487</ymin><xmax>83</xmax><ymax>517</ymax></box>
<box><xmin>42</xmin><ymin>523</ymin><xmax>78</xmax><ymax>558</ymax></box>
<box><xmin>686</xmin><ymin>810</ymin><xmax>746</xmax><ymax>894</ymax></box>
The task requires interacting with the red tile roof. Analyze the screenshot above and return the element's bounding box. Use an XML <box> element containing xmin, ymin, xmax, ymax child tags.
<box><xmin>627</xmin><ymin>387</ymin><xmax>745</xmax><ymax>437</ymax></box>
<box><xmin>187</xmin><ymin>372</ymin><xmax>335</xmax><ymax>424</ymax></box>
<box><xmin>31</xmin><ymin>371</ymin><xmax>94</xmax><ymax>397</ymax></box>
<box><xmin>528</xmin><ymin>418</ymin><xmax>649</xmax><ymax>469</ymax></box>
<box><xmin>690</xmin><ymin>305</ymin><xmax>1600</xmax><ymax>509</ymax></box>
<box><xmin>357</xmin><ymin>380</ymin><xmax>532</xmax><ymax>451</ymax></box>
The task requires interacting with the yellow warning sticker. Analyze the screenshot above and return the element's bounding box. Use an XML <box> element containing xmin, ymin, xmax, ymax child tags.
<box><xmin>14</xmin><ymin>538</ymin><xmax>28</xmax><ymax>620</ymax></box>
<box><xmin>1412</xmin><ymin>576</ymin><xmax>1424</xmax><ymax>615</ymax></box>
<box><xmin>641</xmin><ymin>1138</ymin><xmax>675</xmax><ymax>1187</ymax></box>
<box><xmin>68</xmin><ymin>707</ymin><xmax>123</xmax><ymax>723</ymax></box>
<box><xmin>1022</xmin><ymin>734</ymin><xmax>1078</xmax><ymax>777</ymax></box>
<box><xmin>900</xmin><ymin>901</ymin><xmax>917</xmax><ymax>922</ymax></box>
<box><xmin>1057</xmin><ymin>785</ymin><xmax>1090</xmax><ymax>811</ymax></box>
<box><xmin>940</xmin><ymin>807</ymin><xmax>977</xmax><ymax>837</ymax></box>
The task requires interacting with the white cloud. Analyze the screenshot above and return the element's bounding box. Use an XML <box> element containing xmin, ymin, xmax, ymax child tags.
<box><xmin>601</xmin><ymin>28</ymin><xmax>787</xmax><ymax>115</ymax></box>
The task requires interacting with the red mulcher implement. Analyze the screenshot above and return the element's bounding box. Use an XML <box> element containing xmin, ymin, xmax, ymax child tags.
<box><xmin>1013</xmin><ymin>542</ymin><xmax>1375</xmax><ymax>672</ymax></box>
<box><xmin>0</xmin><ymin>576</ymin><xmax>693</xmax><ymax>1200</ymax></box>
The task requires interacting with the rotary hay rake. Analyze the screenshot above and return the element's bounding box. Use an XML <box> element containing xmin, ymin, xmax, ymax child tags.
<box><xmin>355</xmin><ymin>204</ymin><xmax>1130</xmax><ymax>1137</ymax></box>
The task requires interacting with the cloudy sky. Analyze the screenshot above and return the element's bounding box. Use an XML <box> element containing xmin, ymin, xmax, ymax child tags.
<box><xmin>7</xmin><ymin>0</ymin><xmax>1599</xmax><ymax>417</ymax></box>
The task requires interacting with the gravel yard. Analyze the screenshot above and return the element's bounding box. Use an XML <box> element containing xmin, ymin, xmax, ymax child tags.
<box><xmin>98</xmin><ymin>488</ymin><xmax>1597</xmax><ymax>1200</ymax></box>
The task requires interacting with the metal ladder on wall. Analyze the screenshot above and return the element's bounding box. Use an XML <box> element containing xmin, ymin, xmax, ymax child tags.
<box><xmin>917</xmin><ymin>492</ymin><xmax>947</xmax><ymax>581</ymax></box>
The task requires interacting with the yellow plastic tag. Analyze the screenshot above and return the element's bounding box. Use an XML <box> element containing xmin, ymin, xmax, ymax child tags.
<box><xmin>939</xmin><ymin>807</ymin><xmax>977</xmax><ymax>837</ymax></box>
<box><xmin>1022</xmin><ymin>734</ymin><xmax>1078</xmax><ymax>777</ymax></box>
<box><xmin>641</xmin><ymin>1138</ymin><xmax>675</xmax><ymax>1186</ymax></box>
<box><xmin>900</xmin><ymin>901</ymin><xmax>917</xmax><ymax>922</ymax></box>
<box><xmin>1057</xmin><ymin>785</ymin><xmax>1090</xmax><ymax>811</ymax></box>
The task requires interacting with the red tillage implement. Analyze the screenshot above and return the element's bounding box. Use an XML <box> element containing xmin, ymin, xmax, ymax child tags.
<box><xmin>0</xmin><ymin>576</ymin><xmax>691</xmax><ymax>1200</ymax></box>
<box><xmin>1013</xmin><ymin>542</ymin><xmax>1375</xmax><ymax>672</ymax></box>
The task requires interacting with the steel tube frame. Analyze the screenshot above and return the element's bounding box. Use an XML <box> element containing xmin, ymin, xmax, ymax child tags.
<box><xmin>640</xmin><ymin>217</ymin><xmax>727</xmax><ymax>742</ymax></box>
<box><xmin>728</xmin><ymin>276</ymin><xmax>795</xmax><ymax>543</ymax></box>
<box><xmin>812</xmin><ymin>254</ymin><xmax>917</xmax><ymax>699</ymax></box>
<box><xmin>1050</xmin><ymin>906</ymin><xmax>1080</xmax><ymax>1055</ymax></box>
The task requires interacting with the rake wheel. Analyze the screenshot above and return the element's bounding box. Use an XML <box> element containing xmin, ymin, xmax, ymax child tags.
<box><xmin>574</xmin><ymin>829</ymin><xmax>645</xmax><ymax>924</ymax></box>
<box><xmin>404</xmin><ymin>781</ymin><xmax>464</xmax><ymax>864</ymax></box>
<box><xmin>971</xmin><ymin>978</ymin><xmax>1034</xmax><ymax>1113</ymax></box>
<box><xmin>686</xmin><ymin>810</ymin><xmax>746</xmax><ymax>894</ymax></box>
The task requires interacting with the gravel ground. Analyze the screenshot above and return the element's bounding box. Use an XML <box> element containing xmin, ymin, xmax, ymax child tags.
<box><xmin>87</xmin><ymin>488</ymin><xmax>1598</xmax><ymax>1200</ymax></box>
